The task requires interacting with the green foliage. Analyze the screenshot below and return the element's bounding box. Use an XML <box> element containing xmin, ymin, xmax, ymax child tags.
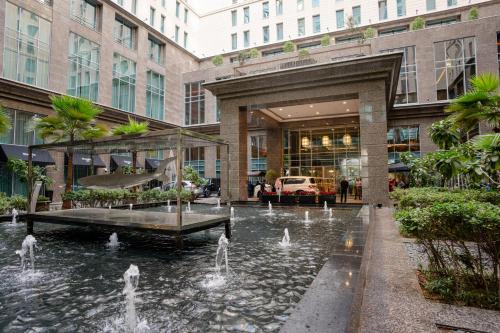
<box><xmin>282</xmin><ymin>41</ymin><xmax>295</xmax><ymax>53</ymax></box>
<box><xmin>112</xmin><ymin>116</ymin><xmax>149</xmax><ymax>136</ymax></box>
<box><xmin>0</xmin><ymin>104</ymin><xmax>11</xmax><ymax>136</ymax></box>
<box><xmin>248</xmin><ymin>48</ymin><xmax>259</xmax><ymax>58</ymax></box>
<box><xmin>6</xmin><ymin>158</ymin><xmax>53</xmax><ymax>186</ymax></box>
<box><xmin>211</xmin><ymin>55</ymin><xmax>224</xmax><ymax>66</ymax></box>
<box><xmin>468</xmin><ymin>6</ymin><xmax>479</xmax><ymax>20</ymax></box>
<box><xmin>298</xmin><ymin>48</ymin><xmax>310</xmax><ymax>59</ymax></box>
<box><xmin>428</xmin><ymin>119</ymin><xmax>461</xmax><ymax>150</ymax></box>
<box><xmin>320</xmin><ymin>34</ymin><xmax>331</xmax><ymax>47</ymax></box>
<box><xmin>410</xmin><ymin>16</ymin><xmax>425</xmax><ymax>30</ymax></box>
<box><xmin>473</xmin><ymin>134</ymin><xmax>500</xmax><ymax>172</ymax></box>
<box><xmin>362</xmin><ymin>27</ymin><xmax>376</xmax><ymax>39</ymax></box>
<box><xmin>182</xmin><ymin>166</ymin><xmax>206</xmax><ymax>186</ymax></box>
<box><xmin>0</xmin><ymin>194</ymin><xmax>28</xmax><ymax>214</ymax></box>
<box><xmin>265</xmin><ymin>169</ymin><xmax>278</xmax><ymax>184</ymax></box>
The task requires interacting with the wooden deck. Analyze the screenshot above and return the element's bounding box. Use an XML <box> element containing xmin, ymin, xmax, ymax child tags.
<box><xmin>28</xmin><ymin>208</ymin><xmax>231</xmax><ymax>239</ymax></box>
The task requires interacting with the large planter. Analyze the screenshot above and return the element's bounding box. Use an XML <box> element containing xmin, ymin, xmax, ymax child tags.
<box><xmin>278</xmin><ymin>195</ymin><xmax>297</xmax><ymax>204</ymax></box>
<box><xmin>319</xmin><ymin>194</ymin><xmax>336</xmax><ymax>204</ymax></box>
<box><xmin>36</xmin><ymin>201</ymin><xmax>50</xmax><ymax>212</ymax></box>
<box><xmin>261</xmin><ymin>193</ymin><xmax>279</xmax><ymax>203</ymax></box>
<box><xmin>298</xmin><ymin>195</ymin><xmax>316</xmax><ymax>204</ymax></box>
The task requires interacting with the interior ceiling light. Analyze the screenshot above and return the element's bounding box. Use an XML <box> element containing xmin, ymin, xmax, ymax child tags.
<box><xmin>309</xmin><ymin>105</ymin><xmax>314</xmax><ymax>108</ymax></box>
<box><xmin>287</xmin><ymin>114</ymin><xmax>291</xmax><ymax>117</ymax></box>
<box><xmin>322</xmin><ymin>135</ymin><xmax>331</xmax><ymax>146</ymax></box>
<box><xmin>301</xmin><ymin>136</ymin><xmax>310</xmax><ymax>148</ymax></box>
<box><xmin>342</xmin><ymin>101</ymin><xmax>347</xmax><ymax>105</ymax></box>
<box><xmin>343</xmin><ymin>131</ymin><xmax>352</xmax><ymax>146</ymax></box>
<box><xmin>315</xmin><ymin>111</ymin><xmax>320</xmax><ymax>115</ymax></box>
<box><xmin>346</xmin><ymin>108</ymin><xmax>350</xmax><ymax>112</ymax></box>
<box><xmin>279</xmin><ymin>108</ymin><xmax>283</xmax><ymax>111</ymax></box>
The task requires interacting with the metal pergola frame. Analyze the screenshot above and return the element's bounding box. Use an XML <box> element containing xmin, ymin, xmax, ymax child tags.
<box><xmin>26</xmin><ymin>128</ymin><xmax>231</xmax><ymax>232</ymax></box>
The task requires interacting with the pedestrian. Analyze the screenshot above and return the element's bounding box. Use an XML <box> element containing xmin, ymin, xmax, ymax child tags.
<box><xmin>275</xmin><ymin>177</ymin><xmax>282</xmax><ymax>193</ymax></box>
<box><xmin>340</xmin><ymin>177</ymin><xmax>349</xmax><ymax>203</ymax></box>
<box><xmin>354</xmin><ymin>178</ymin><xmax>362</xmax><ymax>200</ymax></box>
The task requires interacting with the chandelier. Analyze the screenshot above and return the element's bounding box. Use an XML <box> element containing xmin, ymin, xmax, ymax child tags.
<box><xmin>301</xmin><ymin>136</ymin><xmax>310</xmax><ymax>148</ymax></box>
<box><xmin>321</xmin><ymin>135</ymin><xmax>331</xmax><ymax>147</ymax></box>
<box><xmin>342</xmin><ymin>131</ymin><xmax>352</xmax><ymax>146</ymax></box>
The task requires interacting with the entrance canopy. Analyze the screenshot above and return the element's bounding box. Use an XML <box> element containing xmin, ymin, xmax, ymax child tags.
<box><xmin>0</xmin><ymin>143</ymin><xmax>54</xmax><ymax>165</ymax></box>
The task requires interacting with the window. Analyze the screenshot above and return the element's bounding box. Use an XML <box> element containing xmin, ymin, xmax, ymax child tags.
<box><xmin>336</xmin><ymin>10</ymin><xmax>344</xmax><ymax>28</ymax></box>
<box><xmin>184</xmin><ymin>148</ymin><xmax>205</xmax><ymax>177</ymax></box>
<box><xmin>216</xmin><ymin>147</ymin><xmax>221</xmax><ymax>178</ymax></box>
<box><xmin>244</xmin><ymin>7</ymin><xmax>250</xmax><ymax>23</ymax></box>
<box><xmin>263</xmin><ymin>2</ymin><xmax>269</xmax><ymax>19</ymax></box>
<box><xmin>184</xmin><ymin>81</ymin><xmax>205</xmax><ymax>125</ymax></box>
<box><xmin>312</xmin><ymin>0</ymin><xmax>320</xmax><ymax>8</ymax></box>
<box><xmin>387</xmin><ymin>126</ymin><xmax>420</xmax><ymax>164</ymax></box>
<box><xmin>396</xmin><ymin>0</ymin><xmax>406</xmax><ymax>17</ymax></box>
<box><xmin>184</xmin><ymin>32</ymin><xmax>188</xmax><ymax>48</ymax></box>
<box><xmin>148</xmin><ymin>37</ymin><xmax>163</xmax><ymax>64</ymax></box>
<box><xmin>0</xmin><ymin>109</ymin><xmax>43</xmax><ymax>146</ymax></box>
<box><xmin>131</xmin><ymin>0</ymin><xmax>137</xmax><ymax>14</ymax></box>
<box><xmin>161</xmin><ymin>0</ymin><xmax>165</xmax><ymax>8</ymax></box>
<box><xmin>70</xmin><ymin>0</ymin><xmax>99</xmax><ymax>30</ymax></box>
<box><xmin>312</xmin><ymin>15</ymin><xmax>320</xmax><ymax>33</ymax></box>
<box><xmin>447</xmin><ymin>0</ymin><xmax>457</xmax><ymax>7</ymax></box>
<box><xmin>382</xmin><ymin>46</ymin><xmax>417</xmax><ymax>104</ymax></box>
<box><xmin>3</xmin><ymin>2</ymin><xmax>51</xmax><ymax>88</ymax></box>
<box><xmin>379</xmin><ymin>26</ymin><xmax>407</xmax><ymax>36</ymax></box>
<box><xmin>67</xmin><ymin>33</ymin><xmax>100</xmax><ymax>102</ymax></box>
<box><xmin>263</xmin><ymin>26</ymin><xmax>270</xmax><ymax>43</ymax></box>
<box><xmin>112</xmin><ymin>53</ymin><xmax>136</xmax><ymax>112</ymax></box>
<box><xmin>175</xmin><ymin>26</ymin><xmax>179</xmax><ymax>42</ymax></box>
<box><xmin>150</xmin><ymin>7</ymin><xmax>155</xmax><ymax>26</ymax></box>
<box><xmin>231</xmin><ymin>10</ymin><xmax>237</xmax><ymax>26</ymax></box>
<box><xmin>113</xmin><ymin>17</ymin><xmax>135</xmax><ymax>49</ymax></box>
<box><xmin>184</xmin><ymin>9</ymin><xmax>188</xmax><ymax>24</ymax></box>
<box><xmin>276</xmin><ymin>0</ymin><xmax>283</xmax><ymax>15</ymax></box>
<box><xmin>176</xmin><ymin>1</ymin><xmax>180</xmax><ymax>17</ymax></box>
<box><xmin>146</xmin><ymin>71</ymin><xmax>164</xmax><ymax>120</ymax></box>
<box><xmin>426</xmin><ymin>17</ymin><xmax>459</xmax><ymax>27</ymax></box>
<box><xmin>244</xmin><ymin>30</ymin><xmax>250</xmax><ymax>47</ymax></box>
<box><xmin>276</xmin><ymin>23</ymin><xmax>284</xmax><ymax>41</ymax></box>
<box><xmin>250</xmin><ymin>135</ymin><xmax>267</xmax><ymax>172</ymax></box>
<box><xmin>352</xmin><ymin>6</ymin><xmax>361</xmax><ymax>25</ymax></box>
<box><xmin>297</xmin><ymin>0</ymin><xmax>304</xmax><ymax>11</ymax></box>
<box><xmin>434</xmin><ymin>37</ymin><xmax>477</xmax><ymax>101</ymax></box>
<box><xmin>379</xmin><ymin>1</ymin><xmax>387</xmax><ymax>20</ymax></box>
<box><xmin>297</xmin><ymin>18</ymin><xmax>305</xmax><ymax>36</ymax></box>
<box><xmin>426</xmin><ymin>0</ymin><xmax>436</xmax><ymax>11</ymax></box>
<box><xmin>231</xmin><ymin>33</ymin><xmax>237</xmax><ymax>50</ymax></box>
<box><xmin>160</xmin><ymin>15</ymin><xmax>165</xmax><ymax>33</ymax></box>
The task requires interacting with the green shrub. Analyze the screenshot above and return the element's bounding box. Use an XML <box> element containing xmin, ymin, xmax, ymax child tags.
<box><xmin>211</xmin><ymin>55</ymin><xmax>224</xmax><ymax>66</ymax></box>
<box><xmin>248</xmin><ymin>48</ymin><xmax>259</xmax><ymax>58</ymax></box>
<box><xmin>363</xmin><ymin>27</ymin><xmax>376</xmax><ymax>39</ymax></box>
<box><xmin>298</xmin><ymin>48</ymin><xmax>310</xmax><ymax>59</ymax></box>
<box><xmin>9</xmin><ymin>195</ymin><xmax>27</xmax><ymax>211</ymax></box>
<box><xmin>283</xmin><ymin>41</ymin><xmax>295</xmax><ymax>53</ymax></box>
<box><xmin>320</xmin><ymin>34</ymin><xmax>331</xmax><ymax>47</ymax></box>
<box><xmin>411</xmin><ymin>16</ymin><xmax>425</xmax><ymax>30</ymax></box>
<box><xmin>468</xmin><ymin>6</ymin><xmax>479</xmax><ymax>20</ymax></box>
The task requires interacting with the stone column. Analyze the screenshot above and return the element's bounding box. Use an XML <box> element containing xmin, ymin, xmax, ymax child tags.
<box><xmin>220</xmin><ymin>100</ymin><xmax>247</xmax><ymax>202</ymax></box>
<box><xmin>266</xmin><ymin>128</ymin><xmax>283</xmax><ymax>176</ymax></box>
<box><xmin>358</xmin><ymin>81</ymin><xmax>390</xmax><ymax>206</ymax></box>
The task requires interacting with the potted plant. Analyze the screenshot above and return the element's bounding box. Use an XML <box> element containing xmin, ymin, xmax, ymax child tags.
<box><xmin>319</xmin><ymin>191</ymin><xmax>336</xmax><ymax>205</ymax></box>
<box><xmin>261</xmin><ymin>191</ymin><xmax>279</xmax><ymax>203</ymax></box>
<box><xmin>297</xmin><ymin>191</ymin><xmax>317</xmax><ymax>204</ymax></box>
<box><xmin>36</xmin><ymin>195</ymin><xmax>51</xmax><ymax>211</ymax></box>
<box><xmin>279</xmin><ymin>191</ymin><xmax>296</xmax><ymax>204</ymax></box>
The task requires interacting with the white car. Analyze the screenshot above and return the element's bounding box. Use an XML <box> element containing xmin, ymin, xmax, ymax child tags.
<box><xmin>278</xmin><ymin>176</ymin><xmax>322</xmax><ymax>194</ymax></box>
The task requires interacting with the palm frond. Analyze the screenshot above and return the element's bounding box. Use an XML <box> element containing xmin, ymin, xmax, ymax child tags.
<box><xmin>112</xmin><ymin>116</ymin><xmax>150</xmax><ymax>136</ymax></box>
<box><xmin>0</xmin><ymin>104</ymin><xmax>12</xmax><ymax>136</ymax></box>
<box><xmin>470</xmin><ymin>72</ymin><xmax>499</xmax><ymax>93</ymax></box>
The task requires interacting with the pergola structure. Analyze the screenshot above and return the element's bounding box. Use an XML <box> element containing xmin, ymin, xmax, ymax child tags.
<box><xmin>26</xmin><ymin>128</ymin><xmax>231</xmax><ymax>246</ymax></box>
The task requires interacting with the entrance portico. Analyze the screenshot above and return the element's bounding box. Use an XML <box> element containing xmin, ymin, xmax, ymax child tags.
<box><xmin>204</xmin><ymin>53</ymin><xmax>402</xmax><ymax>205</ymax></box>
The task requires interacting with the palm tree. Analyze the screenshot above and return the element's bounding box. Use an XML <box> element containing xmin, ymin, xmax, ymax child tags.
<box><xmin>0</xmin><ymin>104</ymin><xmax>11</xmax><ymax>136</ymax></box>
<box><xmin>111</xmin><ymin>116</ymin><xmax>149</xmax><ymax>174</ymax></box>
<box><xmin>36</xmin><ymin>95</ymin><xmax>108</xmax><ymax>208</ymax></box>
<box><xmin>428</xmin><ymin>119</ymin><xmax>461</xmax><ymax>150</ymax></box>
<box><xmin>446</xmin><ymin>73</ymin><xmax>500</xmax><ymax>133</ymax></box>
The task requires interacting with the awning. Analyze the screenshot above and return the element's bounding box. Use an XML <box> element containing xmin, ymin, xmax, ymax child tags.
<box><xmin>111</xmin><ymin>155</ymin><xmax>143</xmax><ymax>169</ymax></box>
<box><xmin>0</xmin><ymin>144</ymin><xmax>54</xmax><ymax>165</ymax></box>
<box><xmin>72</xmin><ymin>153</ymin><xmax>106</xmax><ymax>167</ymax></box>
<box><xmin>145</xmin><ymin>158</ymin><xmax>161</xmax><ymax>169</ymax></box>
<box><xmin>389</xmin><ymin>162</ymin><xmax>409</xmax><ymax>172</ymax></box>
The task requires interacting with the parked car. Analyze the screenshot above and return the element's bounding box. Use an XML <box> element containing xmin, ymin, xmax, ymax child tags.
<box><xmin>253</xmin><ymin>183</ymin><xmax>273</xmax><ymax>198</ymax></box>
<box><xmin>278</xmin><ymin>176</ymin><xmax>324</xmax><ymax>194</ymax></box>
<box><xmin>163</xmin><ymin>181</ymin><xmax>203</xmax><ymax>198</ymax></box>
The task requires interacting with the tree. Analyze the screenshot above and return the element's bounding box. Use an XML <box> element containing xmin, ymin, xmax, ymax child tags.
<box><xmin>112</xmin><ymin>116</ymin><xmax>149</xmax><ymax>174</ymax></box>
<box><xmin>428</xmin><ymin>119</ymin><xmax>461</xmax><ymax>150</ymax></box>
<box><xmin>0</xmin><ymin>104</ymin><xmax>11</xmax><ymax>136</ymax></box>
<box><xmin>446</xmin><ymin>73</ymin><xmax>500</xmax><ymax>133</ymax></box>
<box><xmin>212</xmin><ymin>55</ymin><xmax>223</xmax><ymax>66</ymax></box>
<box><xmin>7</xmin><ymin>158</ymin><xmax>53</xmax><ymax>188</ymax></box>
<box><xmin>320</xmin><ymin>34</ymin><xmax>331</xmax><ymax>47</ymax></box>
<box><xmin>182</xmin><ymin>165</ymin><xmax>206</xmax><ymax>186</ymax></box>
<box><xmin>283</xmin><ymin>41</ymin><xmax>295</xmax><ymax>53</ymax></box>
<box><xmin>36</xmin><ymin>95</ymin><xmax>108</xmax><ymax>209</ymax></box>
<box><xmin>468</xmin><ymin>6</ymin><xmax>479</xmax><ymax>20</ymax></box>
<box><xmin>411</xmin><ymin>17</ymin><xmax>425</xmax><ymax>30</ymax></box>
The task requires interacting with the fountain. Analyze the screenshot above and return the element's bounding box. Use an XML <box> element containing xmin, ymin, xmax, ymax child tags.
<box><xmin>304</xmin><ymin>211</ymin><xmax>311</xmax><ymax>223</ymax></box>
<box><xmin>279</xmin><ymin>228</ymin><xmax>291</xmax><ymax>247</ymax></box>
<box><xmin>268</xmin><ymin>202</ymin><xmax>273</xmax><ymax>214</ymax></box>
<box><xmin>324</xmin><ymin>201</ymin><xmax>328</xmax><ymax>211</ymax></box>
<box><xmin>329</xmin><ymin>208</ymin><xmax>333</xmax><ymax>220</ymax></box>
<box><xmin>230</xmin><ymin>207</ymin><xmax>235</xmax><ymax>220</ymax></box>
<box><xmin>129</xmin><ymin>204</ymin><xmax>133</xmax><ymax>210</ymax></box>
<box><xmin>15</xmin><ymin>235</ymin><xmax>37</xmax><ymax>271</ymax></box>
<box><xmin>215</xmin><ymin>234</ymin><xmax>229</xmax><ymax>275</ymax></box>
<box><xmin>109</xmin><ymin>204</ymin><xmax>112</xmax><ymax>210</ymax></box>
<box><xmin>167</xmin><ymin>200</ymin><xmax>171</xmax><ymax>212</ymax></box>
<box><xmin>123</xmin><ymin>264</ymin><xmax>142</xmax><ymax>333</ymax></box>
<box><xmin>11</xmin><ymin>208</ymin><xmax>18</xmax><ymax>224</ymax></box>
<box><xmin>216</xmin><ymin>199</ymin><xmax>221</xmax><ymax>209</ymax></box>
<box><xmin>107</xmin><ymin>232</ymin><xmax>120</xmax><ymax>248</ymax></box>
<box><xmin>186</xmin><ymin>201</ymin><xmax>192</xmax><ymax>213</ymax></box>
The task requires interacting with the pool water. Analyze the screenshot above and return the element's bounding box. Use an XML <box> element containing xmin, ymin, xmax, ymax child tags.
<box><xmin>0</xmin><ymin>205</ymin><xmax>362</xmax><ymax>332</ymax></box>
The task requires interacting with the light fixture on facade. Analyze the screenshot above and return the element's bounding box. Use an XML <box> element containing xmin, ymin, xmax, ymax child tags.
<box><xmin>342</xmin><ymin>130</ymin><xmax>352</xmax><ymax>146</ymax></box>
<box><xmin>316</xmin><ymin>111</ymin><xmax>320</xmax><ymax>115</ymax></box>
<box><xmin>342</xmin><ymin>101</ymin><xmax>347</xmax><ymax>105</ymax></box>
<box><xmin>322</xmin><ymin>135</ymin><xmax>331</xmax><ymax>147</ymax></box>
<box><xmin>309</xmin><ymin>104</ymin><xmax>314</xmax><ymax>108</ymax></box>
<box><xmin>346</xmin><ymin>108</ymin><xmax>350</xmax><ymax>112</ymax></box>
<box><xmin>301</xmin><ymin>136</ymin><xmax>310</xmax><ymax>148</ymax></box>
<box><xmin>287</xmin><ymin>114</ymin><xmax>291</xmax><ymax>117</ymax></box>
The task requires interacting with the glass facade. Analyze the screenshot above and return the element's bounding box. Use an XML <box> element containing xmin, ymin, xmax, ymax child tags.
<box><xmin>336</xmin><ymin>10</ymin><xmax>344</xmax><ymax>28</ymax></box>
<box><xmin>114</xmin><ymin>17</ymin><xmax>135</xmax><ymax>49</ymax></box>
<box><xmin>297</xmin><ymin>18</ymin><xmax>305</xmax><ymax>36</ymax></box>
<box><xmin>434</xmin><ymin>37</ymin><xmax>476</xmax><ymax>101</ymax></box>
<box><xmin>379</xmin><ymin>0</ymin><xmax>387</xmax><ymax>20</ymax></box>
<box><xmin>297</xmin><ymin>0</ymin><xmax>304</xmax><ymax>11</ymax></box>
<box><xmin>67</xmin><ymin>33</ymin><xmax>100</xmax><ymax>102</ymax></box>
<box><xmin>312</xmin><ymin>15</ymin><xmax>320</xmax><ymax>34</ymax></box>
<box><xmin>231</xmin><ymin>10</ymin><xmax>237</xmax><ymax>27</ymax></box>
<box><xmin>387</xmin><ymin>126</ymin><xmax>420</xmax><ymax>164</ymax></box>
<box><xmin>146</xmin><ymin>71</ymin><xmax>165</xmax><ymax>120</ymax></box>
<box><xmin>382</xmin><ymin>46</ymin><xmax>417</xmax><ymax>104</ymax></box>
<box><xmin>184</xmin><ymin>81</ymin><xmax>205</xmax><ymax>125</ymax></box>
<box><xmin>283</xmin><ymin>127</ymin><xmax>361</xmax><ymax>181</ymax></box>
<box><xmin>112</xmin><ymin>53</ymin><xmax>136</xmax><ymax>112</ymax></box>
<box><xmin>3</xmin><ymin>2</ymin><xmax>51</xmax><ymax>89</ymax></box>
<box><xmin>184</xmin><ymin>147</ymin><xmax>205</xmax><ymax>177</ymax></box>
<box><xmin>148</xmin><ymin>37</ymin><xmax>163</xmax><ymax>64</ymax></box>
<box><xmin>250</xmin><ymin>135</ymin><xmax>267</xmax><ymax>172</ymax></box>
<box><xmin>70</xmin><ymin>0</ymin><xmax>98</xmax><ymax>30</ymax></box>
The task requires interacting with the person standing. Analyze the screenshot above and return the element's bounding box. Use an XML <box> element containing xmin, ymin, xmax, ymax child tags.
<box><xmin>340</xmin><ymin>177</ymin><xmax>349</xmax><ymax>203</ymax></box>
<box><xmin>354</xmin><ymin>178</ymin><xmax>362</xmax><ymax>200</ymax></box>
<box><xmin>275</xmin><ymin>177</ymin><xmax>282</xmax><ymax>193</ymax></box>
